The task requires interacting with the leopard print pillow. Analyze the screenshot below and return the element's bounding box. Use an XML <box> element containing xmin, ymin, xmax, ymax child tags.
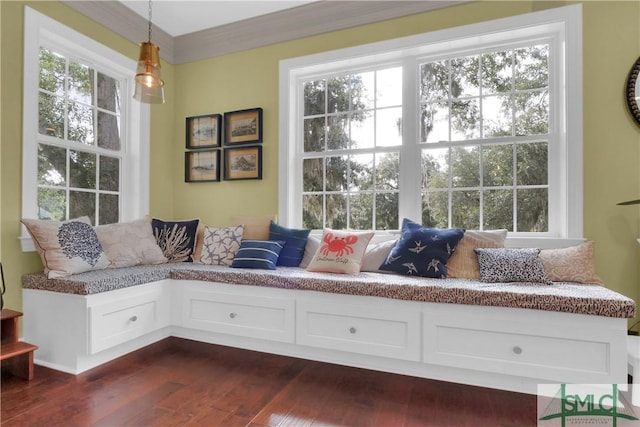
<box><xmin>474</xmin><ymin>247</ymin><xmax>552</xmax><ymax>284</ymax></box>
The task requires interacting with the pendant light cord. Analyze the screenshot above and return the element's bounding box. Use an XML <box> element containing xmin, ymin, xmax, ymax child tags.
<box><xmin>147</xmin><ymin>0</ymin><xmax>153</xmax><ymax>43</ymax></box>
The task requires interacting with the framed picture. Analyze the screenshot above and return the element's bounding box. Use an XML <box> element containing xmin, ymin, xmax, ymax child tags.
<box><xmin>224</xmin><ymin>108</ymin><xmax>263</xmax><ymax>145</ymax></box>
<box><xmin>224</xmin><ymin>146</ymin><xmax>262</xmax><ymax>181</ymax></box>
<box><xmin>186</xmin><ymin>114</ymin><xmax>221</xmax><ymax>149</ymax></box>
<box><xmin>185</xmin><ymin>150</ymin><xmax>220</xmax><ymax>182</ymax></box>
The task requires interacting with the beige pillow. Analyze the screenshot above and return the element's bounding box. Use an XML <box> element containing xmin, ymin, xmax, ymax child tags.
<box><xmin>539</xmin><ymin>241</ymin><xmax>603</xmax><ymax>284</ymax></box>
<box><xmin>95</xmin><ymin>218</ymin><xmax>167</xmax><ymax>268</ymax></box>
<box><xmin>306</xmin><ymin>229</ymin><xmax>374</xmax><ymax>275</ymax></box>
<box><xmin>361</xmin><ymin>239</ymin><xmax>397</xmax><ymax>273</ymax></box>
<box><xmin>228</xmin><ymin>214</ymin><xmax>276</xmax><ymax>240</ymax></box>
<box><xmin>22</xmin><ymin>217</ymin><xmax>110</xmax><ymax>278</ymax></box>
<box><xmin>299</xmin><ymin>236</ymin><xmax>321</xmax><ymax>269</ymax></box>
<box><xmin>447</xmin><ymin>229</ymin><xmax>508</xmax><ymax>279</ymax></box>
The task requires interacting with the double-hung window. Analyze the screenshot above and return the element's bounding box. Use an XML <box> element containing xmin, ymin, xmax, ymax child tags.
<box><xmin>279</xmin><ymin>5</ymin><xmax>582</xmax><ymax>244</ymax></box>
<box><xmin>21</xmin><ymin>8</ymin><xmax>150</xmax><ymax>251</ymax></box>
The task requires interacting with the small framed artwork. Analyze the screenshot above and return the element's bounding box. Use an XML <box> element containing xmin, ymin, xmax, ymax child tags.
<box><xmin>224</xmin><ymin>146</ymin><xmax>262</xmax><ymax>181</ymax></box>
<box><xmin>224</xmin><ymin>107</ymin><xmax>263</xmax><ymax>146</ymax></box>
<box><xmin>186</xmin><ymin>114</ymin><xmax>221</xmax><ymax>149</ymax></box>
<box><xmin>185</xmin><ymin>150</ymin><xmax>221</xmax><ymax>182</ymax></box>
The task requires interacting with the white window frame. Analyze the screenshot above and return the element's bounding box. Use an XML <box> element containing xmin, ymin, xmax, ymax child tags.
<box><xmin>21</xmin><ymin>7</ymin><xmax>150</xmax><ymax>251</ymax></box>
<box><xmin>279</xmin><ymin>4</ymin><xmax>583</xmax><ymax>248</ymax></box>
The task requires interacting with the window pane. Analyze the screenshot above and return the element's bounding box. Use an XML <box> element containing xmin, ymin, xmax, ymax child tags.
<box><xmin>303</xmin><ymin>158</ymin><xmax>323</xmax><ymax>191</ymax></box>
<box><xmin>39</xmin><ymin>48</ymin><xmax>66</xmax><ymax>95</ymax></box>
<box><xmin>451</xmin><ymin>146</ymin><xmax>479</xmax><ymax>188</ymax></box>
<box><xmin>327</xmin><ymin>76</ymin><xmax>351</xmax><ymax>114</ymax></box>
<box><xmin>97</xmin><ymin>72</ymin><xmax>120</xmax><ymax>112</ymax></box>
<box><xmin>517</xmin><ymin>188</ymin><xmax>548</xmax><ymax>232</ymax></box>
<box><xmin>420</xmin><ymin>60</ymin><xmax>449</xmax><ymax>103</ymax></box>
<box><xmin>349</xmin><ymin>154</ymin><xmax>373</xmax><ymax>191</ymax></box>
<box><xmin>517</xmin><ymin>142</ymin><xmax>547</xmax><ymax>185</ymax></box>
<box><xmin>325</xmin><ymin>156</ymin><xmax>347</xmax><ymax>191</ymax></box>
<box><xmin>483</xmin><ymin>144</ymin><xmax>513</xmax><ymax>187</ymax></box>
<box><xmin>515</xmin><ymin>45</ymin><xmax>548</xmax><ymax>90</ymax></box>
<box><xmin>451</xmin><ymin>55</ymin><xmax>479</xmax><ymax>98</ymax></box>
<box><xmin>99</xmin><ymin>156</ymin><xmax>119</xmax><ymax>191</ymax></box>
<box><xmin>482</xmin><ymin>50</ymin><xmax>513</xmax><ymax>94</ymax></box>
<box><xmin>421</xmin><ymin>102</ymin><xmax>449</xmax><ymax>142</ymax></box>
<box><xmin>349</xmin><ymin>193</ymin><xmax>373</xmax><ymax>230</ymax></box>
<box><xmin>302</xmin><ymin>194</ymin><xmax>323</xmax><ymax>229</ymax></box>
<box><xmin>375</xmin><ymin>152</ymin><xmax>399</xmax><ymax>191</ymax></box>
<box><xmin>376</xmin><ymin>193</ymin><xmax>398</xmax><ymax>230</ymax></box>
<box><xmin>422</xmin><ymin>148</ymin><xmax>449</xmax><ymax>189</ymax></box>
<box><xmin>97</xmin><ymin>111</ymin><xmax>121</xmax><ymax>150</ymax></box>
<box><xmin>304</xmin><ymin>80</ymin><xmax>325</xmax><ymax>116</ymax></box>
<box><xmin>376</xmin><ymin>107</ymin><xmax>402</xmax><ymax>147</ymax></box>
<box><xmin>484</xmin><ymin>189</ymin><xmax>513</xmax><ymax>230</ymax></box>
<box><xmin>452</xmin><ymin>190</ymin><xmax>479</xmax><ymax>229</ymax></box>
<box><xmin>70</xmin><ymin>150</ymin><xmax>96</xmax><ymax>189</ymax></box>
<box><xmin>303</xmin><ymin>117</ymin><xmax>325</xmax><ymax>152</ymax></box>
<box><xmin>38</xmin><ymin>144</ymin><xmax>66</xmax><ymax>186</ymax></box>
<box><xmin>327</xmin><ymin>115</ymin><xmax>349</xmax><ymax>150</ymax></box>
<box><xmin>451</xmin><ymin>99</ymin><xmax>480</xmax><ymax>140</ymax></box>
<box><xmin>38</xmin><ymin>188</ymin><xmax>66</xmax><ymax>220</ymax></box>
<box><xmin>39</xmin><ymin>92</ymin><xmax>64</xmax><ymax>138</ymax></box>
<box><xmin>99</xmin><ymin>193</ymin><xmax>119</xmax><ymax>225</ymax></box>
<box><xmin>68</xmin><ymin>61</ymin><xmax>93</xmax><ymax>105</ymax></box>
<box><xmin>326</xmin><ymin>194</ymin><xmax>347</xmax><ymax>229</ymax></box>
<box><xmin>482</xmin><ymin>94</ymin><xmax>512</xmax><ymax>137</ymax></box>
<box><xmin>376</xmin><ymin>67</ymin><xmax>402</xmax><ymax>108</ymax></box>
<box><xmin>514</xmin><ymin>91</ymin><xmax>548</xmax><ymax>136</ymax></box>
<box><xmin>422</xmin><ymin>190</ymin><xmax>448</xmax><ymax>228</ymax></box>
<box><xmin>68</xmin><ymin>101</ymin><xmax>94</xmax><ymax>144</ymax></box>
<box><xmin>355</xmin><ymin>72</ymin><xmax>374</xmax><ymax>110</ymax></box>
<box><xmin>70</xmin><ymin>190</ymin><xmax>95</xmax><ymax>223</ymax></box>
<box><xmin>350</xmin><ymin>113</ymin><xmax>374</xmax><ymax>149</ymax></box>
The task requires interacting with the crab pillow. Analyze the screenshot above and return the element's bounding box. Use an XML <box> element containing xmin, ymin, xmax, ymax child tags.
<box><xmin>306</xmin><ymin>229</ymin><xmax>374</xmax><ymax>274</ymax></box>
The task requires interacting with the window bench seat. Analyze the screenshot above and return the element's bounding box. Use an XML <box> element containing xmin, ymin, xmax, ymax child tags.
<box><xmin>22</xmin><ymin>264</ymin><xmax>636</xmax><ymax>395</ymax></box>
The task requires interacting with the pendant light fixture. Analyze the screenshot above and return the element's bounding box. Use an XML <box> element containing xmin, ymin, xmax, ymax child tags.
<box><xmin>133</xmin><ymin>0</ymin><xmax>165</xmax><ymax>104</ymax></box>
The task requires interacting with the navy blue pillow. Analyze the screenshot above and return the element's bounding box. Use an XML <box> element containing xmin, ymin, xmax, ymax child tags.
<box><xmin>151</xmin><ymin>218</ymin><xmax>200</xmax><ymax>263</ymax></box>
<box><xmin>379</xmin><ymin>218</ymin><xmax>464</xmax><ymax>278</ymax></box>
<box><xmin>231</xmin><ymin>240</ymin><xmax>286</xmax><ymax>270</ymax></box>
<box><xmin>268</xmin><ymin>222</ymin><xmax>311</xmax><ymax>267</ymax></box>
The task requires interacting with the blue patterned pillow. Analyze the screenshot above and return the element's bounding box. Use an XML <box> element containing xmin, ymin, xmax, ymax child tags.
<box><xmin>268</xmin><ymin>222</ymin><xmax>310</xmax><ymax>267</ymax></box>
<box><xmin>231</xmin><ymin>240</ymin><xmax>286</xmax><ymax>270</ymax></box>
<box><xmin>152</xmin><ymin>218</ymin><xmax>200</xmax><ymax>263</ymax></box>
<box><xmin>379</xmin><ymin>218</ymin><xmax>464</xmax><ymax>278</ymax></box>
<box><xmin>474</xmin><ymin>247</ymin><xmax>552</xmax><ymax>284</ymax></box>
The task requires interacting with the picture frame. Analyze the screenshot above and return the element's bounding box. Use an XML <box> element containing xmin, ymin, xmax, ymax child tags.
<box><xmin>186</xmin><ymin>114</ymin><xmax>221</xmax><ymax>149</ymax></box>
<box><xmin>224</xmin><ymin>107</ymin><xmax>263</xmax><ymax>145</ymax></box>
<box><xmin>224</xmin><ymin>146</ymin><xmax>262</xmax><ymax>181</ymax></box>
<box><xmin>185</xmin><ymin>150</ymin><xmax>221</xmax><ymax>182</ymax></box>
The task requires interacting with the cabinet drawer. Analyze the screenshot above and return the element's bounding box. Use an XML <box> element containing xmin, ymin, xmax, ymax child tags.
<box><xmin>89</xmin><ymin>286</ymin><xmax>169</xmax><ymax>354</ymax></box>
<box><xmin>182</xmin><ymin>290</ymin><xmax>295</xmax><ymax>343</ymax></box>
<box><xmin>297</xmin><ymin>300</ymin><xmax>421</xmax><ymax>361</ymax></box>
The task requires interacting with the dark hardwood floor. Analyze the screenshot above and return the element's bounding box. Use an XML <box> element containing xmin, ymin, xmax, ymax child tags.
<box><xmin>1</xmin><ymin>337</ymin><xmax>538</xmax><ymax>426</ymax></box>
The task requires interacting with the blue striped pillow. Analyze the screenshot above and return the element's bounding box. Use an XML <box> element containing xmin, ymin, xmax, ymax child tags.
<box><xmin>231</xmin><ymin>240</ymin><xmax>286</xmax><ymax>270</ymax></box>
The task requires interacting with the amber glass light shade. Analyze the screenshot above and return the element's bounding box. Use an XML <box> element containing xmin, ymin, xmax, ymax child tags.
<box><xmin>133</xmin><ymin>42</ymin><xmax>165</xmax><ymax>104</ymax></box>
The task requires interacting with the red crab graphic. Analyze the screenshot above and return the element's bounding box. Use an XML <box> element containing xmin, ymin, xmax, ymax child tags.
<box><xmin>320</xmin><ymin>233</ymin><xmax>358</xmax><ymax>257</ymax></box>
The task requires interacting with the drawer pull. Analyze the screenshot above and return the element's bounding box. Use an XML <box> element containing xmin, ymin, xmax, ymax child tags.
<box><xmin>513</xmin><ymin>346</ymin><xmax>522</xmax><ymax>355</ymax></box>
<box><xmin>229</xmin><ymin>313</ymin><xmax>237</xmax><ymax>319</ymax></box>
<box><xmin>130</xmin><ymin>316</ymin><xmax>138</xmax><ymax>322</ymax></box>
<box><xmin>349</xmin><ymin>327</ymin><xmax>357</xmax><ymax>334</ymax></box>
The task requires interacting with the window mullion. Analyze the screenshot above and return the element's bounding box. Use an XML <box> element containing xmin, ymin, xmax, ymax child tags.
<box><xmin>399</xmin><ymin>58</ymin><xmax>421</xmax><ymax>223</ymax></box>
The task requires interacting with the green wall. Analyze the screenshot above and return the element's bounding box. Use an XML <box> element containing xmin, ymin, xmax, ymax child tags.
<box><xmin>1</xmin><ymin>1</ymin><xmax>639</xmax><ymax>327</ymax></box>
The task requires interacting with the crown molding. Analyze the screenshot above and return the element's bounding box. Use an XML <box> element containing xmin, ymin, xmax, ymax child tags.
<box><xmin>63</xmin><ymin>1</ymin><xmax>471</xmax><ymax>65</ymax></box>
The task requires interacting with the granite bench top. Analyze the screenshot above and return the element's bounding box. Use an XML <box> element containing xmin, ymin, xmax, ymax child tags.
<box><xmin>22</xmin><ymin>263</ymin><xmax>636</xmax><ymax>319</ymax></box>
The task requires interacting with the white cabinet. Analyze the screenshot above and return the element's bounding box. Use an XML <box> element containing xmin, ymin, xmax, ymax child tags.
<box><xmin>181</xmin><ymin>282</ymin><xmax>295</xmax><ymax>343</ymax></box>
<box><xmin>296</xmin><ymin>296</ymin><xmax>421</xmax><ymax>361</ymax></box>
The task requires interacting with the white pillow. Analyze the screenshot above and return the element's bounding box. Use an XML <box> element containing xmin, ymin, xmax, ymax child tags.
<box><xmin>361</xmin><ymin>239</ymin><xmax>397</xmax><ymax>273</ymax></box>
<box><xmin>199</xmin><ymin>225</ymin><xmax>244</xmax><ymax>266</ymax></box>
<box><xmin>95</xmin><ymin>218</ymin><xmax>167</xmax><ymax>268</ymax></box>
<box><xmin>306</xmin><ymin>229</ymin><xmax>374</xmax><ymax>274</ymax></box>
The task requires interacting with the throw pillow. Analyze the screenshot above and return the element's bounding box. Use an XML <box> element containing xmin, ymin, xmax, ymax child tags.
<box><xmin>228</xmin><ymin>215</ymin><xmax>276</xmax><ymax>240</ymax></box>
<box><xmin>199</xmin><ymin>225</ymin><xmax>245</xmax><ymax>266</ymax></box>
<box><xmin>151</xmin><ymin>218</ymin><xmax>200</xmax><ymax>262</ymax></box>
<box><xmin>446</xmin><ymin>229</ymin><xmax>508</xmax><ymax>279</ymax></box>
<box><xmin>474</xmin><ymin>247</ymin><xmax>552</xmax><ymax>284</ymax></box>
<box><xmin>361</xmin><ymin>239</ymin><xmax>397</xmax><ymax>273</ymax></box>
<box><xmin>22</xmin><ymin>217</ymin><xmax>110</xmax><ymax>278</ymax></box>
<box><xmin>95</xmin><ymin>218</ymin><xmax>167</xmax><ymax>268</ymax></box>
<box><xmin>231</xmin><ymin>240</ymin><xmax>286</xmax><ymax>270</ymax></box>
<box><xmin>268</xmin><ymin>222</ymin><xmax>311</xmax><ymax>267</ymax></box>
<box><xmin>379</xmin><ymin>218</ymin><xmax>464</xmax><ymax>278</ymax></box>
<box><xmin>306</xmin><ymin>229</ymin><xmax>374</xmax><ymax>275</ymax></box>
<box><xmin>539</xmin><ymin>241</ymin><xmax>603</xmax><ymax>284</ymax></box>
<box><xmin>298</xmin><ymin>236</ymin><xmax>321</xmax><ymax>269</ymax></box>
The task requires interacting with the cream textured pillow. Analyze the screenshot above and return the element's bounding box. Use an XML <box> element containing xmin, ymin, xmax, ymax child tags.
<box><xmin>22</xmin><ymin>217</ymin><xmax>110</xmax><ymax>278</ymax></box>
<box><xmin>299</xmin><ymin>236</ymin><xmax>321</xmax><ymax>269</ymax></box>
<box><xmin>198</xmin><ymin>225</ymin><xmax>244</xmax><ymax>266</ymax></box>
<box><xmin>229</xmin><ymin>214</ymin><xmax>276</xmax><ymax>240</ymax></box>
<box><xmin>447</xmin><ymin>229</ymin><xmax>508</xmax><ymax>279</ymax></box>
<box><xmin>95</xmin><ymin>218</ymin><xmax>167</xmax><ymax>268</ymax></box>
<box><xmin>539</xmin><ymin>241</ymin><xmax>604</xmax><ymax>284</ymax></box>
<box><xmin>361</xmin><ymin>239</ymin><xmax>397</xmax><ymax>273</ymax></box>
<box><xmin>306</xmin><ymin>229</ymin><xmax>374</xmax><ymax>274</ymax></box>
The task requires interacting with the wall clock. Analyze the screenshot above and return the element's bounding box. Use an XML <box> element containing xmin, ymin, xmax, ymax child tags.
<box><xmin>626</xmin><ymin>56</ymin><xmax>640</xmax><ymax>126</ymax></box>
